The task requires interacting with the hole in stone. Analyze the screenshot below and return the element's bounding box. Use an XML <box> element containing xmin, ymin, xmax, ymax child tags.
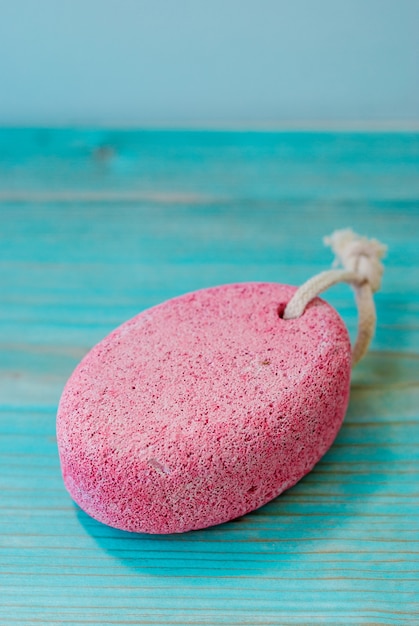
<box><xmin>277</xmin><ymin>302</ymin><xmax>287</xmax><ymax>318</ymax></box>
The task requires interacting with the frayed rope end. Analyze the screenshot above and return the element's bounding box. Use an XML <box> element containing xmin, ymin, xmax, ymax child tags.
<box><xmin>324</xmin><ymin>228</ymin><xmax>387</xmax><ymax>293</ymax></box>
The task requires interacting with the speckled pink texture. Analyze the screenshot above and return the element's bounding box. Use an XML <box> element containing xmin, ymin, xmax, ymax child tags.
<box><xmin>57</xmin><ymin>282</ymin><xmax>351</xmax><ymax>534</ymax></box>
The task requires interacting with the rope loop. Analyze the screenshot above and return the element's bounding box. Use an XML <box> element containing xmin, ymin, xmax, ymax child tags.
<box><xmin>283</xmin><ymin>229</ymin><xmax>387</xmax><ymax>366</ymax></box>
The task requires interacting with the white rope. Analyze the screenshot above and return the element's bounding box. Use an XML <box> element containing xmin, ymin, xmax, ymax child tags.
<box><xmin>283</xmin><ymin>229</ymin><xmax>387</xmax><ymax>366</ymax></box>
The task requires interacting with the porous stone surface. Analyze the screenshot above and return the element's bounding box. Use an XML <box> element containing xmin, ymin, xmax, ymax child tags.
<box><xmin>57</xmin><ymin>282</ymin><xmax>351</xmax><ymax>534</ymax></box>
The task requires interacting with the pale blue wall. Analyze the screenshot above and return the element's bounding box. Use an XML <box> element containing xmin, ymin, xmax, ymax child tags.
<box><xmin>0</xmin><ymin>0</ymin><xmax>418</xmax><ymax>126</ymax></box>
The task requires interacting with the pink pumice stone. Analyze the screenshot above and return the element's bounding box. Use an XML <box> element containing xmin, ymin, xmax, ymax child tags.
<box><xmin>57</xmin><ymin>282</ymin><xmax>352</xmax><ymax>534</ymax></box>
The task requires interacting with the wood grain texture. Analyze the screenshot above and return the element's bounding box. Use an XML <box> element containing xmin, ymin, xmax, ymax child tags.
<box><xmin>0</xmin><ymin>129</ymin><xmax>418</xmax><ymax>625</ymax></box>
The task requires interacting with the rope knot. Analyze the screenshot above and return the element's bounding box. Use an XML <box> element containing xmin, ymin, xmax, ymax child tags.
<box><xmin>324</xmin><ymin>228</ymin><xmax>387</xmax><ymax>292</ymax></box>
<box><xmin>284</xmin><ymin>227</ymin><xmax>387</xmax><ymax>366</ymax></box>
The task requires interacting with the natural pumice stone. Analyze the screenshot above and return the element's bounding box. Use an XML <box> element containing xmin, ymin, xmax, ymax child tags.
<box><xmin>57</xmin><ymin>282</ymin><xmax>351</xmax><ymax>534</ymax></box>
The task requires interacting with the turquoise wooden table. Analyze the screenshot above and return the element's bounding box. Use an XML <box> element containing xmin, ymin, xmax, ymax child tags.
<box><xmin>1</xmin><ymin>129</ymin><xmax>418</xmax><ymax>625</ymax></box>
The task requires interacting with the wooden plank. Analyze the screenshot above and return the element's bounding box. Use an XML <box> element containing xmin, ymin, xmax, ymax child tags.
<box><xmin>0</xmin><ymin>129</ymin><xmax>418</xmax><ymax>625</ymax></box>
